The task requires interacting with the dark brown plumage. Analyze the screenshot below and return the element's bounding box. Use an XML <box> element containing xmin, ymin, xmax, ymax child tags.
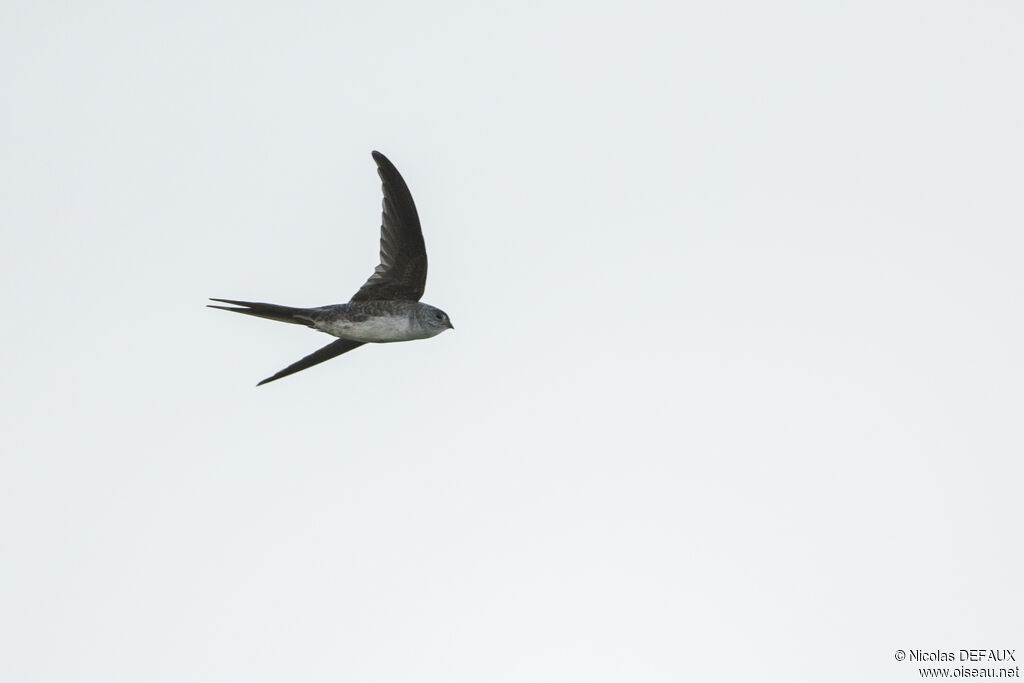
<box><xmin>349</xmin><ymin>151</ymin><xmax>428</xmax><ymax>302</ymax></box>
<box><xmin>210</xmin><ymin>151</ymin><xmax>450</xmax><ymax>386</ymax></box>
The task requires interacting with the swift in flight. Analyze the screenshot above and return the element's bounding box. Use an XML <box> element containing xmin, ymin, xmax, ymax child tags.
<box><xmin>210</xmin><ymin>151</ymin><xmax>453</xmax><ymax>385</ymax></box>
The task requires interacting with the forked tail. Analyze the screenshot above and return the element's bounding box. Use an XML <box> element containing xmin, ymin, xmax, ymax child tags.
<box><xmin>207</xmin><ymin>298</ymin><xmax>316</xmax><ymax>327</ymax></box>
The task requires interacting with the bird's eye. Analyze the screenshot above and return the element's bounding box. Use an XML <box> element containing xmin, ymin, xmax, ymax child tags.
<box><xmin>436</xmin><ymin>313</ymin><xmax>444</xmax><ymax>319</ymax></box>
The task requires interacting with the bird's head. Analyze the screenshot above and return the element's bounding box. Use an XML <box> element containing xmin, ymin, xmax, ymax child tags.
<box><xmin>417</xmin><ymin>304</ymin><xmax>454</xmax><ymax>335</ymax></box>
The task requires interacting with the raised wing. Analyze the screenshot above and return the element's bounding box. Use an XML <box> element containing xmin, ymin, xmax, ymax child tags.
<box><xmin>349</xmin><ymin>151</ymin><xmax>428</xmax><ymax>302</ymax></box>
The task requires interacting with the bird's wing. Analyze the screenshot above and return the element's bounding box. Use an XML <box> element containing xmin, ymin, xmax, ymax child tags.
<box><xmin>257</xmin><ymin>339</ymin><xmax>365</xmax><ymax>386</ymax></box>
<box><xmin>349</xmin><ymin>151</ymin><xmax>428</xmax><ymax>302</ymax></box>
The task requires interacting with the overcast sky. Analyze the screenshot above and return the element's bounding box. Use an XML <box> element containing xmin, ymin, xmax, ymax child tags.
<box><xmin>1</xmin><ymin>1</ymin><xmax>1022</xmax><ymax>681</ymax></box>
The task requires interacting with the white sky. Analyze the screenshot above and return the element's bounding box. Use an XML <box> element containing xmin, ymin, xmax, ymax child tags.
<box><xmin>1</xmin><ymin>1</ymin><xmax>1022</xmax><ymax>681</ymax></box>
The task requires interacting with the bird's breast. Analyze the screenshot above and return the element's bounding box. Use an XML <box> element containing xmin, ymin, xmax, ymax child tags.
<box><xmin>320</xmin><ymin>313</ymin><xmax>423</xmax><ymax>343</ymax></box>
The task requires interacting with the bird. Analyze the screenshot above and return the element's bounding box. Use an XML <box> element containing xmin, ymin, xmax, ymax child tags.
<box><xmin>210</xmin><ymin>151</ymin><xmax>453</xmax><ymax>386</ymax></box>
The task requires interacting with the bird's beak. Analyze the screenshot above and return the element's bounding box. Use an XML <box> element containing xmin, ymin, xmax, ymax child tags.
<box><xmin>447</xmin><ymin>321</ymin><xmax>455</xmax><ymax>330</ymax></box>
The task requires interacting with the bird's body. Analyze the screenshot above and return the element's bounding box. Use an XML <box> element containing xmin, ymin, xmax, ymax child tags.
<box><xmin>312</xmin><ymin>301</ymin><xmax>450</xmax><ymax>342</ymax></box>
<box><xmin>209</xmin><ymin>151</ymin><xmax>453</xmax><ymax>385</ymax></box>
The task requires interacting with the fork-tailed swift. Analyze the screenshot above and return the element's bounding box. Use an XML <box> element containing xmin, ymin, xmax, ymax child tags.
<box><xmin>210</xmin><ymin>151</ymin><xmax>453</xmax><ymax>386</ymax></box>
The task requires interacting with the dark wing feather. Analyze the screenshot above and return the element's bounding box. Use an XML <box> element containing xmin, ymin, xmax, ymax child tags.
<box><xmin>257</xmin><ymin>339</ymin><xmax>365</xmax><ymax>386</ymax></box>
<box><xmin>349</xmin><ymin>151</ymin><xmax>428</xmax><ymax>302</ymax></box>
